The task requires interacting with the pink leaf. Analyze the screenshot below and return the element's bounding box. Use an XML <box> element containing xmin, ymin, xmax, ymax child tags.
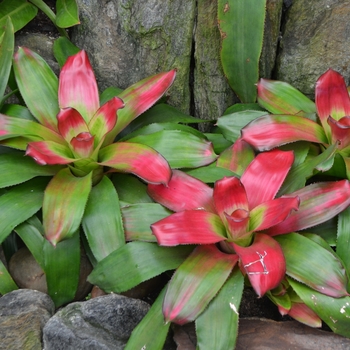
<box><xmin>233</xmin><ymin>233</ymin><xmax>286</xmax><ymax>297</ymax></box>
<box><xmin>285</xmin><ymin>303</ymin><xmax>322</xmax><ymax>328</ymax></box>
<box><xmin>26</xmin><ymin>141</ymin><xmax>75</xmax><ymax>165</ymax></box>
<box><xmin>241</xmin><ymin>114</ymin><xmax>327</xmax><ymax>151</ymax></box>
<box><xmin>224</xmin><ymin>210</ymin><xmax>251</xmax><ymax>243</ymax></box>
<box><xmin>249</xmin><ymin>197</ymin><xmax>300</xmax><ymax>232</ymax></box>
<box><xmin>70</xmin><ymin>132</ymin><xmax>94</xmax><ymax>158</ymax></box>
<box><xmin>88</xmin><ymin>97</ymin><xmax>125</xmax><ymax>146</ymax></box>
<box><xmin>316</xmin><ymin>69</ymin><xmax>350</xmax><ymax>140</ymax></box>
<box><xmin>327</xmin><ymin>116</ymin><xmax>350</xmax><ymax>150</ymax></box>
<box><xmin>148</xmin><ymin>170</ymin><xmax>215</xmax><ymax>213</ymax></box>
<box><xmin>99</xmin><ymin>141</ymin><xmax>171</xmax><ymax>185</ymax></box>
<box><xmin>266</xmin><ymin>180</ymin><xmax>350</xmax><ymax>235</ymax></box>
<box><xmin>57</xmin><ymin>107</ymin><xmax>89</xmax><ymax>143</ymax></box>
<box><xmin>104</xmin><ymin>69</ymin><xmax>177</xmax><ymax>144</ymax></box>
<box><xmin>241</xmin><ymin>150</ymin><xmax>294</xmax><ymax>209</ymax></box>
<box><xmin>151</xmin><ymin>210</ymin><xmax>227</xmax><ymax>246</ymax></box>
<box><xmin>58</xmin><ymin>50</ymin><xmax>100</xmax><ymax>123</ymax></box>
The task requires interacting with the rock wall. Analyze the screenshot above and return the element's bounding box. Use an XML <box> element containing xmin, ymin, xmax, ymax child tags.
<box><xmin>16</xmin><ymin>0</ymin><xmax>350</xmax><ymax>123</ymax></box>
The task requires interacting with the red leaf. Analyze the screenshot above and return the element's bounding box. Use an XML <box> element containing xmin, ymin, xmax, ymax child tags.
<box><xmin>151</xmin><ymin>210</ymin><xmax>227</xmax><ymax>246</ymax></box>
<box><xmin>58</xmin><ymin>50</ymin><xmax>100</xmax><ymax>123</ymax></box>
<box><xmin>327</xmin><ymin>116</ymin><xmax>350</xmax><ymax>150</ymax></box>
<box><xmin>148</xmin><ymin>170</ymin><xmax>215</xmax><ymax>213</ymax></box>
<box><xmin>266</xmin><ymin>180</ymin><xmax>350</xmax><ymax>235</ymax></box>
<box><xmin>99</xmin><ymin>142</ymin><xmax>171</xmax><ymax>185</ymax></box>
<box><xmin>233</xmin><ymin>233</ymin><xmax>286</xmax><ymax>297</ymax></box>
<box><xmin>286</xmin><ymin>303</ymin><xmax>322</xmax><ymax>328</ymax></box>
<box><xmin>57</xmin><ymin>107</ymin><xmax>89</xmax><ymax>143</ymax></box>
<box><xmin>70</xmin><ymin>132</ymin><xmax>94</xmax><ymax>158</ymax></box>
<box><xmin>241</xmin><ymin>115</ymin><xmax>327</xmax><ymax>151</ymax></box>
<box><xmin>241</xmin><ymin>150</ymin><xmax>294</xmax><ymax>209</ymax></box>
<box><xmin>316</xmin><ymin>69</ymin><xmax>350</xmax><ymax>140</ymax></box>
<box><xmin>26</xmin><ymin>141</ymin><xmax>75</xmax><ymax>165</ymax></box>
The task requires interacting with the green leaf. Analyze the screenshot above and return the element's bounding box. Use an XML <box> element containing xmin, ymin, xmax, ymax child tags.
<box><xmin>53</xmin><ymin>36</ymin><xmax>80</xmax><ymax>68</ymax></box>
<box><xmin>88</xmin><ymin>242</ymin><xmax>193</xmax><ymax>293</ymax></box>
<box><xmin>218</xmin><ymin>0</ymin><xmax>266</xmax><ymax>102</ymax></box>
<box><xmin>0</xmin><ymin>0</ymin><xmax>37</xmax><ymax>35</ymax></box>
<box><xmin>0</xmin><ymin>177</ymin><xmax>47</xmax><ymax>244</ymax></box>
<box><xmin>111</xmin><ymin>173</ymin><xmax>153</xmax><ymax>204</ymax></box>
<box><xmin>275</xmin><ymin>233</ymin><xmax>348</xmax><ymax>297</ymax></box>
<box><xmin>56</xmin><ymin>0</ymin><xmax>80</xmax><ymax>28</ymax></box>
<box><xmin>119</xmin><ymin>103</ymin><xmax>204</xmax><ymax>138</ymax></box>
<box><xmin>163</xmin><ymin>245</ymin><xmax>238</xmax><ymax>324</ymax></box>
<box><xmin>121</xmin><ymin>203</ymin><xmax>171</xmax><ymax>242</ymax></box>
<box><xmin>337</xmin><ymin>206</ymin><xmax>350</xmax><ymax>289</ymax></box>
<box><xmin>0</xmin><ymin>153</ymin><xmax>61</xmax><ymax>188</ymax></box>
<box><xmin>223</xmin><ymin>102</ymin><xmax>265</xmax><ymax>115</ymax></box>
<box><xmin>0</xmin><ymin>17</ymin><xmax>14</xmax><ymax>104</ymax></box>
<box><xmin>203</xmin><ymin>132</ymin><xmax>233</xmax><ymax>154</ymax></box>
<box><xmin>0</xmin><ymin>259</ymin><xmax>18</xmax><ymax>295</ymax></box>
<box><xmin>195</xmin><ymin>267</ymin><xmax>244</xmax><ymax>350</ymax></box>
<box><xmin>44</xmin><ymin>232</ymin><xmax>80</xmax><ymax>307</ymax></box>
<box><xmin>289</xmin><ymin>278</ymin><xmax>350</xmax><ymax>338</ymax></box>
<box><xmin>127</xmin><ymin>130</ymin><xmax>217</xmax><ymax>168</ymax></box>
<box><xmin>1</xmin><ymin>104</ymin><xmax>35</xmax><ymax>121</ymax></box>
<box><xmin>183</xmin><ymin>162</ymin><xmax>237</xmax><ymax>183</ymax></box>
<box><xmin>43</xmin><ymin>168</ymin><xmax>92</xmax><ymax>245</ymax></box>
<box><xmin>279</xmin><ymin>142</ymin><xmax>338</xmax><ymax>195</ymax></box>
<box><xmin>82</xmin><ymin>176</ymin><xmax>125</xmax><ymax>262</ymax></box>
<box><xmin>125</xmin><ymin>286</ymin><xmax>170</xmax><ymax>350</ymax></box>
<box><xmin>216</xmin><ymin>110</ymin><xmax>268</xmax><ymax>143</ymax></box>
<box><xmin>13</xmin><ymin>47</ymin><xmax>59</xmax><ymax>131</ymax></box>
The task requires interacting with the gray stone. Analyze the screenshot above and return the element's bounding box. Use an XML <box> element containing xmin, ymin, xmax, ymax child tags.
<box><xmin>42</xmin><ymin>293</ymin><xmax>150</xmax><ymax>350</ymax></box>
<box><xmin>276</xmin><ymin>0</ymin><xmax>350</xmax><ymax>98</ymax></box>
<box><xmin>0</xmin><ymin>289</ymin><xmax>55</xmax><ymax>350</ymax></box>
<box><xmin>71</xmin><ymin>0</ymin><xmax>196</xmax><ymax>115</ymax></box>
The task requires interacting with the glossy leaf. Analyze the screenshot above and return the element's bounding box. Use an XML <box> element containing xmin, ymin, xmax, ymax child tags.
<box><xmin>218</xmin><ymin>0</ymin><xmax>265</xmax><ymax>102</ymax></box>
<box><xmin>82</xmin><ymin>176</ymin><xmax>125</xmax><ymax>262</ymax></box>
<box><xmin>289</xmin><ymin>278</ymin><xmax>350</xmax><ymax>338</ymax></box>
<box><xmin>43</xmin><ymin>168</ymin><xmax>92</xmax><ymax>245</ymax></box>
<box><xmin>148</xmin><ymin>170</ymin><xmax>215</xmax><ymax>213</ymax></box>
<box><xmin>316</xmin><ymin>69</ymin><xmax>350</xmax><ymax>141</ymax></box>
<box><xmin>56</xmin><ymin>0</ymin><xmax>80</xmax><ymax>28</ymax></box>
<box><xmin>0</xmin><ymin>0</ymin><xmax>37</xmax><ymax>35</ymax></box>
<box><xmin>58</xmin><ymin>50</ymin><xmax>99</xmax><ymax>123</ymax></box>
<box><xmin>122</xmin><ymin>203</ymin><xmax>171</xmax><ymax>242</ymax></box>
<box><xmin>151</xmin><ymin>211</ymin><xmax>227</xmax><ymax>246</ymax></box>
<box><xmin>88</xmin><ymin>242</ymin><xmax>194</xmax><ymax>293</ymax></box>
<box><xmin>267</xmin><ymin>180</ymin><xmax>350</xmax><ymax>235</ymax></box>
<box><xmin>257</xmin><ymin>78</ymin><xmax>316</xmax><ymax>116</ymax></box>
<box><xmin>216</xmin><ymin>138</ymin><xmax>255</xmax><ymax>176</ymax></box>
<box><xmin>105</xmin><ymin>70</ymin><xmax>177</xmax><ymax>143</ymax></box>
<box><xmin>275</xmin><ymin>233</ymin><xmax>349</xmax><ymax>297</ymax></box>
<box><xmin>13</xmin><ymin>47</ymin><xmax>59</xmax><ymax>131</ymax></box>
<box><xmin>99</xmin><ymin>142</ymin><xmax>171</xmax><ymax>185</ymax></box>
<box><xmin>0</xmin><ymin>259</ymin><xmax>18</xmax><ymax>294</ymax></box>
<box><xmin>53</xmin><ymin>36</ymin><xmax>81</xmax><ymax>68</ymax></box>
<box><xmin>0</xmin><ymin>177</ymin><xmax>47</xmax><ymax>244</ymax></box>
<box><xmin>216</xmin><ymin>110</ymin><xmax>268</xmax><ymax>143</ymax></box>
<box><xmin>240</xmin><ymin>149</ymin><xmax>294</xmax><ymax>209</ymax></box>
<box><xmin>195</xmin><ymin>267</ymin><xmax>244</xmax><ymax>350</ymax></box>
<box><xmin>0</xmin><ymin>153</ymin><xmax>61</xmax><ymax>188</ymax></box>
<box><xmin>163</xmin><ymin>245</ymin><xmax>238</xmax><ymax>324</ymax></box>
<box><xmin>127</xmin><ymin>130</ymin><xmax>217</xmax><ymax>168</ymax></box>
<box><xmin>44</xmin><ymin>232</ymin><xmax>80</xmax><ymax>307</ymax></box>
<box><xmin>336</xmin><ymin>206</ymin><xmax>350</xmax><ymax>289</ymax></box>
<box><xmin>125</xmin><ymin>286</ymin><xmax>170</xmax><ymax>350</ymax></box>
<box><xmin>233</xmin><ymin>233</ymin><xmax>285</xmax><ymax>297</ymax></box>
<box><xmin>241</xmin><ymin>114</ymin><xmax>327</xmax><ymax>151</ymax></box>
<box><xmin>0</xmin><ymin>17</ymin><xmax>14</xmax><ymax>103</ymax></box>
<box><xmin>26</xmin><ymin>141</ymin><xmax>75</xmax><ymax>165</ymax></box>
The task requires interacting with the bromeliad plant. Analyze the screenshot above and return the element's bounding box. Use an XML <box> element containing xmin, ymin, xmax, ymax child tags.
<box><xmin>88</xmin><ymin>148</ymin><xmax>350</xmax><ymax>349</ymax></box>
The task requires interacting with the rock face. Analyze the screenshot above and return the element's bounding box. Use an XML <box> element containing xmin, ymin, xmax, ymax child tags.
<box><xmin>42</xmin><ymin>293</ymin><xmax>152</xmax><ymax>350</ymax></box>
<box><xmin>276</xmin><ymin>0</ymin><xmax>350</xmax><ymax>97</ymax></box>
<box><xmin>71</xmin><ymin>0</ymin><xmax>196</xmax><ymax>115</ymax></box>
<box><xmin>0</xmin><ymin>289</ymin><xmax>55</xmax><ymax>350</ymax></box>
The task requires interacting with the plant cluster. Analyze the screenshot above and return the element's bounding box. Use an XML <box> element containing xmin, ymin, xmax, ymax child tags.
<box><xmin>1</xmin><ymin>0</ymin><xmax>350</xmax><ymax>349</ymax></box>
